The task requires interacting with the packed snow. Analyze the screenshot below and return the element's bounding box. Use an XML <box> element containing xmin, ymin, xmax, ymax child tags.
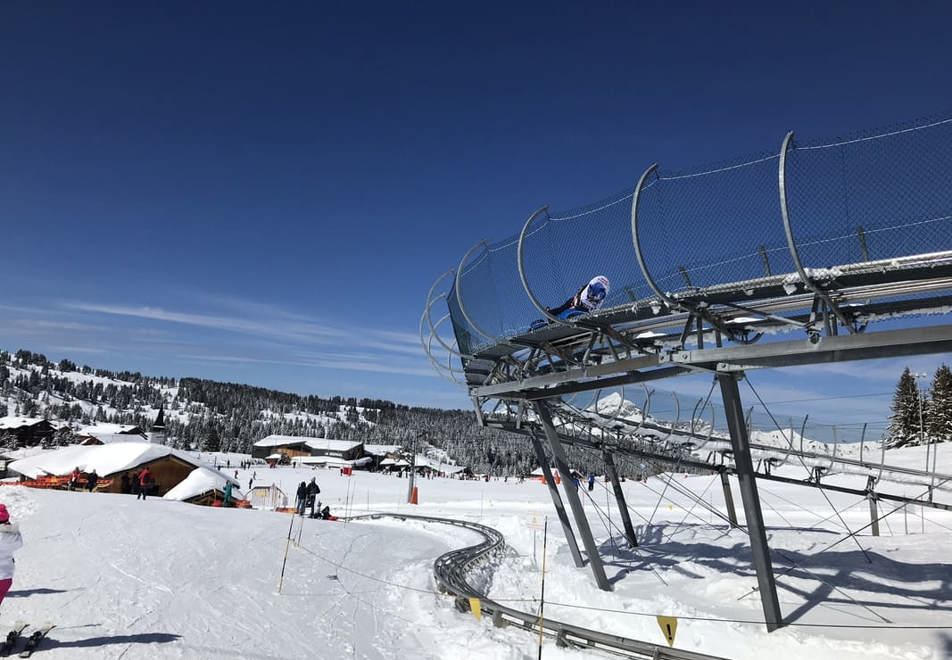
<box><xmin>0</xmin><ymin>441</ymin><xmax>948</xmax><ymax>659</ymax></box>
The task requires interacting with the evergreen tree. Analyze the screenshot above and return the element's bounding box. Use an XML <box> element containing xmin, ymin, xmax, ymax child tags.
<box><xmin>928</xmin><ymin>364</ymin><xmax>952</xmax><ymax>445</ymax></box>
<box><xmin>887</xmin><ymin>368</ymin><xmax>925</xmax><ymax>449</ymax></box>
<box><xmin>204</xmin><ymin>425</ymin><xmax>221</xmax><ymax>452</ymax></box>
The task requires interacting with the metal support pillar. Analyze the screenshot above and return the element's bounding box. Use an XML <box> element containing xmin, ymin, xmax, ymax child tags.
<box><xmin>536</xmin><ymin>402</ymin><xmax>612</xmax><ymax>591</ymax></box>
<box><xmin>529</xmin><ymin>432</ymin><xmax>584</xmax><ymax>568</ymax></box>
<box><xmin>717</xmin><ymin>372</ymin><xmax>783</xmax><ymax>631</ymax></box>
<box><xmin>603</xmin><ymin>450</ymin><xmax>638</xmax><ymax>547</ymax></box>
<box><xmin>719</xmin><ymin>470</ymin><xmax>739</xmax><ymax>527</ymax></box>
<box><xmin>866</xmin><ymin>476</ymin><xmax>880</xmax><ymax>537</ymax></box>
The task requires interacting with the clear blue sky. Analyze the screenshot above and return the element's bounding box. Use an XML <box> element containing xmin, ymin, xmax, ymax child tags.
<box><xmin>1</xmin><ymin>1</ymin><xmax>950</xmax><ymax>421</ymax></box>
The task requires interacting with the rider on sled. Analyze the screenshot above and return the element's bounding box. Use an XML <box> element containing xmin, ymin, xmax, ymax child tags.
<box><xmin>530</xmin><ymin>275</ymin><xmax>610</xmax><ymax>330</ymax></box>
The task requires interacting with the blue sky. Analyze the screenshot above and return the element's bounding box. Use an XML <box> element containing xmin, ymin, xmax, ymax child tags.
<box><xmin>1</xmin><ymin>2</ymin><xmax>950</xmax><ymax>420</ymax></box>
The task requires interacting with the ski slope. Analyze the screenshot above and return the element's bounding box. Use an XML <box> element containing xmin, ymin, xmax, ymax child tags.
<box><xmin>0</xmin><ymin>444</ymin><xmax>949</xmax><ymax>659</ymax></box>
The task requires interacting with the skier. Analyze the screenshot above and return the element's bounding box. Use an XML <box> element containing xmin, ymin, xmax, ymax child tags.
<box><xmin>587</xmin><ymin>473</ymin><xmax>596</xmax><ymax>491</ymax></box>
<box><xmin>86</xmin><ymin>469</ymin><xmax>99</xmax><ymax>492</ymax></box>
<box><xmin>138</xmin><ymin>467</ymin><xmax>153</xmax><ymax>500</ymax></box>
<box><xmin>0</xmin><ymin>504</ymin><xmax>23</xmax><ymax>609</ymax></box>
<box><xmin>530</xmin><ymin>276</ymin><xmax>611</xmax><ymax>330</ymax></box>
<box><xmin>295</xmin><ymin>482</ymin><xmax>307</xmax><ymax>516</ymax></box>
<box><xmin>306</xmin><ymin>478</ymin><xmax>320</xmax><ymax>518</ymax></box>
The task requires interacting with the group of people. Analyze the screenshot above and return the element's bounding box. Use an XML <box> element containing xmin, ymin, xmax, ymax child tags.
<box><xmin>67</xmin><ymin>467</ymin><xmax>99</xmax><ymax>492</ymax></box>
<box><xmin>295</xmin><ymin>478</ymin><xmax>325</xmax><ymax>518</ymax></box>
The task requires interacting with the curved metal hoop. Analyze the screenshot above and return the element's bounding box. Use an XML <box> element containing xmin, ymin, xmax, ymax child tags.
<box><xmin>419</xmin><ymin>305</ymin><xmax>464</xmax><ymax>385</ymax></box>
<box><xmin>778</xmin><ymin>132</ymin><xmax>815</xmax><ymax>290</ymax></box>
<box><xmin>423</xmin><ymin>269</ymin><xmax>469</xmax><ymax>359</ymax></box>
<box><xmin>778</xmin><ymin>131</ymin><xmax>854</xmax><ymax>333</ymax></box>
<box><xmin>428</xmin><ymin>332</ymin><xmax>465</xmax><ymax>385</ymax></box>
<box><xmin>455</xmin><ymin>240</ymin><xmax>498</xmax><ymax>344</ymax></box>
<box><xmin>631</xmin><ymin>163</ymin><xmax>678</xmax><ymax>310</ymax></box>
<box><xmin>517</xmin><ymin>204</ymin><xmax>576</xmax><ymax>327</ymax></box>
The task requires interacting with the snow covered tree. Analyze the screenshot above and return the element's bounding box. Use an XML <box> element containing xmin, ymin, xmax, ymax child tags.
<box><xmin>886</xmin><ymin>368</ymin><xmax>925</xmax><ymax>449</ymax></box>
<box><xmin>203</xmin><ymin>425</ymin><xmax>221</xmax><ymax>452</ymax></box>
<box><xmin>928</xmin><ymin>364</ymin><xmax>952</xmax><ymax>445</ymax></box>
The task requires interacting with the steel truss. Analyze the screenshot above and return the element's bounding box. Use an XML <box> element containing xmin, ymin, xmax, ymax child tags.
<box><xmin>421</xmin><ymin>117</ymin><xmax>952</xmax><ymax>632</ymax></box>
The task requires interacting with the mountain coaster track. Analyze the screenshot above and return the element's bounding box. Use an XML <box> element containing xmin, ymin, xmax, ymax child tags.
<box><xmin>352</xmin><ymin>512</ymin><xmax>729</xmax><ymax>660</ymax></box>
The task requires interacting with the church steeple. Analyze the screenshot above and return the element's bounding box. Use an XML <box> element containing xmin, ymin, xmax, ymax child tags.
<box><xmin>150</xmin><ymin>405</ymin><xmax>167</xmax><ymax>445</ymax></box>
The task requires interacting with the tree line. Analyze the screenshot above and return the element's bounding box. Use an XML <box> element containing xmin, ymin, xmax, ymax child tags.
<box><xmin>886</xmin><ymin>365</ymin><xmax>952</xmax><ymax>448</ymax></box>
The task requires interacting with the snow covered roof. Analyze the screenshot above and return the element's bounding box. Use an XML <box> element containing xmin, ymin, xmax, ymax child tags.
<box><xmin>79</xmin><ymin>423</ymin><xmax>142</xmax><ymax>435</ymax></box>
<box><xmin>265</xmin><ymin>453</ymin><xmax>283</xmax><ymax>460</ymax></box>
<box><xmin>290</xmin><ymin>456</ymin><xmax>373</xmax><ymax>468</ymax></box>
<box><xmin>0</xmin><ymin>416</ymin><xmax>53</xmax><ymax>430</ymax></box>
<box><xmin>79</xmin><ymin>432</ymin><xmax>148</xmax><ymax>444</ymax></box>
<box><xmin>8</xmin><ymin>442</ymin><xmax>202</xmax><ymax>479</ymax></box>
<box><xmin>164</xmin><ymin>467</ymin><xmax>244</xmax><ymax>502</ymax></box>
<box><xmin>363</xmin><ymin>444</ymin><xmax>402</xmax><ymax>456</ymax></box>
<box><xmin>254</xmin><ymin>435</ymin><xmax>362</xmax><ymax>452</ymax></box>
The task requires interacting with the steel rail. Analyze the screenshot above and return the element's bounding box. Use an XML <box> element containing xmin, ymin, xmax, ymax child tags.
<box><xmin>351</xmin><ymin>512</ymin><xmax>730</xmax><ymax>660</ymax></box>
<box><xmin>557</xmin><ymin>400</ymin><xmax>952</xmax><ymax>490</ymax></box>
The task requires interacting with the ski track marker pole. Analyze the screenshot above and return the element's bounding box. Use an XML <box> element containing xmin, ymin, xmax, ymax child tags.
<box><xmin>538</xmin><ymin>516</ymin><xmax>548</xmax><ymax>660</ymax></box>
<box><xmin>278</xmin><ymin>510</ymin><xmax>296</xmax><ymax>593</ymax></box>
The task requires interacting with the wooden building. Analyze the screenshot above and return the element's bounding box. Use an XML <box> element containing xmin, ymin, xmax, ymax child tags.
<box><xmin>0</xmin><ymin>417</ymin><xmax>57</xmax><ymax>447</ymax></box>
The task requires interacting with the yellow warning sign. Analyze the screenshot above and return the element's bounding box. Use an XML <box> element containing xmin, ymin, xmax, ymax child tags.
<box><xmin>656</xmin><ymin>615</ymin><xmax>677</xmax><ymax>646</ymax></box>
<box><xmin>469</xmin><ymin>597</ymin><xmax>482</xmax><ymax>621</ymax></box>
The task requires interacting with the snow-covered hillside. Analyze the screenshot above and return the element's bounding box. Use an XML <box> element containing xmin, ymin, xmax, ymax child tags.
<box><xmin>0</xmin><ymin>441</ymin><xmax>948</xmax><ymax>659</ymax></box>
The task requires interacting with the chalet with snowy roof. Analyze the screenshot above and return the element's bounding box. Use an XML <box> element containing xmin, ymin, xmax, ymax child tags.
<box><xmin>0</xmin><ymin>417</ymin><xmax>56</xmax><ymax>447</ymax></box>
<box><xmin>251</xmin><ymin>435</ymin><xmax>364</xmax><ymax>462</ymax></box>
<box><xmin>163</xmin><ymin>466</ymin><xmax>244</xmax><ymax>506</ymax></box>
<box><xmin>8</xmin><ymin>442</ymin><xmax>239</xmax><ymax>501</ymax></box>
<box><xmin>76</xmin><ymin>431</ymin><xmax>149</xmax><ymax>446</ymax></box>
<box><xmin>78</xmin><ymin>423</ymin><xmax>145</xmax><ymax>436</ymax></box>
<box><xmin>363</xmin><ymin>444</ymin><xmax>403</xmax><ymax>469</ymax></box>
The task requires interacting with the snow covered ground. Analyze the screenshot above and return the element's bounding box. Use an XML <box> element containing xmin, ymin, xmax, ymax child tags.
<box><xmin>0</xmin><ymin>444</ymin><xmax>950</xmax><ymax>659</ymax></box>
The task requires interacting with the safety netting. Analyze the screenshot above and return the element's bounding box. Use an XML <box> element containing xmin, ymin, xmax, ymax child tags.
<box><xmin>785</xmin><ymin>116</ymin><xmax>952</xmax><ymax>271</ymax></box>
<box><xmin>446</xmin><ymin>114</ymin><xmax>952</xmax><ymax>356</ymax></box>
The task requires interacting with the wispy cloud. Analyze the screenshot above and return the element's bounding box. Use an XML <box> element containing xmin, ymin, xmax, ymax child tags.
<box><xmin>64</xmin><ymin>301</ymin><xmax>427</xmax><ymax>361</ymax></box>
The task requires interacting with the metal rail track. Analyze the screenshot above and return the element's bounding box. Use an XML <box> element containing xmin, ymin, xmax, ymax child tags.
<box><xmin>352</xmin><ymin>512</ymin><xmax>730</xmax><ymax>660</ymax></box>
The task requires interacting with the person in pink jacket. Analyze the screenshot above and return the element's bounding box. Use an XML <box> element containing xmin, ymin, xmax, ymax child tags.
<box><xmin>0</xmin><ymin>504</ymin><xmax>23</xmax><ymax>608</ymax></box>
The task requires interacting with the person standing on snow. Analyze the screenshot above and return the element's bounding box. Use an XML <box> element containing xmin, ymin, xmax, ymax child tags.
<box><xmin>0</xmin><ymin>504</ymin><xmax>23</xmax><ymax>610</ymax></box>
<box><xmin>296</xmin><ymin>482</ymin><xmax>307</xmax><ymax>516</ymax></box>
<box><xmin>86</xmin><ymin>470</ymin><xmax>99</xmax><ymax>492</ymax></box>
<box><xmin>137</xmin><ymin>467</ymin><xmax>153</xmax><ymax>500</ymax></box>
<box><xmin>587</xmin><ymin>473</ymin><xmax>596</xmax><ymax>491</ymax></box>
<box><xmin>223</xmin><ymin>480</ymin><xmax>234</xmax><ymax>507</ymax></box>
<box><xmin>306</xmin><ymin>478</ymin><xmax>320</xmax><ymax>518</ymax></box>
<box><xmin>68</xmin><ymin>467</ymin><xmax>82</xmax><ymax>491</ymax></box>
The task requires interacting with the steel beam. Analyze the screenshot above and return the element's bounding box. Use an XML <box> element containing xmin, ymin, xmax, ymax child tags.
<box><xmin>603</xmin><ymin>450</ymin><xmax>638</xmax><ymax>547</ymax></box>
<box><xmin>670</xmin><ymin>323</ymin><xmax>952</xmax><ymax>371</ymax></box>
<box><xmin>719</xmin><ymin>470</ymin><xmax>739</xmax><ymax>527</ymax></box>
<box><xmin>529</xmin><ymin>432</ymin><xmax>584</xmax><ymax>567</ymax></box>
<box><xmin>717</xmin><ymin>372</ymin><xmax>782</xmax><ymax>631</ymax></box>
<box><xmin>473</xmin><ymin>324</ymin><xmax>952</xmax><ymax>400</ymax></box>
<box><xmin>536</xmin><ymin>403</ymin><xmax>612</xmax><ymax>591</ymax></box>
